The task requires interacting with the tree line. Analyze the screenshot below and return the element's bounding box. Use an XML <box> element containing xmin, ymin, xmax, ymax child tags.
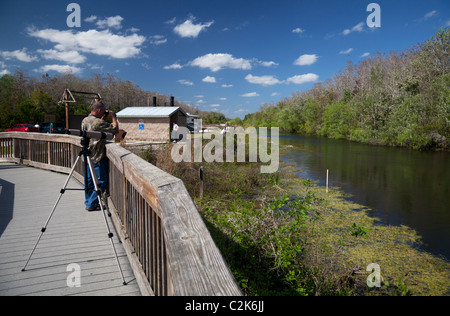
<box><xmin>243</xmin><ymin>28</ymin><xmax>449</xmax><ymax>150</ymax></box>
<box><xmin>0</xmin><ymin>71</ymin><xmax>223</xmax><ymax>130</ymax></box>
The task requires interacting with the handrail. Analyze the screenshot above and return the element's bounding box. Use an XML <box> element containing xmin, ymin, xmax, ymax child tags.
<box><xmin>0</xmin><ymin>132</ymin><xmax>242</xmax><ymax>296</ymax></box>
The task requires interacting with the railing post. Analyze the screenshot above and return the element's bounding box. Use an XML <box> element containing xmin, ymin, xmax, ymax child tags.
<box><xmin>48</xmin><ymin>141</ymin><xmax>52</xmax><ymax>165</ymax></box>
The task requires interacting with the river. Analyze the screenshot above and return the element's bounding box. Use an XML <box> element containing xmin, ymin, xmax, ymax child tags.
<box><xmin>279</xmin><ymin>134</ymin><xmax>450</xmax><ymax>261</ymax></box>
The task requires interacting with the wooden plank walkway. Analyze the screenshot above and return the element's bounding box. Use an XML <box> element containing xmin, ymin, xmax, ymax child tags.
<box><xmin>0</xmin><ymin>163</ymin><xmax>141</xmax><ymax>296</ymax></box>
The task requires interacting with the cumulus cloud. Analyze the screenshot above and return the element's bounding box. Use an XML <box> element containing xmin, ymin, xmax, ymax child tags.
<box><xmin>202</xmin><ymin>76</ymin><xmax>216</xmax><ymax>83</ymax></box>
<box><xmin>258</xmin><ymin>60</ymin><xmax>279</xmax><ymax>67</ymax></box>
<box><xmin>174</xmin><ymin>18</ymin><xmax>214</xmax><ymax>38</ymax></box>
<box><xmin>85</xmin><ymin>15</ymin><xmax>124</xmax><ymax>30</ymax></box>
<box><xmin>36</xmin><ymin>64</ymin><xmax>82</xmax><ymax>74</ymax></box>
<box><xmin>286</xmin><ymin>73</ymin><xmax>319</xmax><ymax>85</ymax></box>
<box><xmin>292</xmin><ymin>27</ymin><xmax>305</xmax><ymax>34</ymax></box>
<box><xmin>96</xmin><ymin>16</ymin><xmax>124</xmax><ymax>29</ymax></box>
<box><xmin>37</xmin><ymin>49</ymin><xmax>86</xmax><ymax>64</ymax></box>
<box><xmin>0</xmin><ymin>48</ymin><xmax>38</xmax><ymax>62</ymax></box>
<box><xmin>28</xmin><ymin>27</ymin><xmax>145</xmax><ymax>59</ymax></box>
<box><xmin>245</xmin><ymin>74</ymin><xmax>283</xmax><ymax>86</ymax></box>
<box><xmin>294</xmin><ymin>54</ymin><xmax>318</xmax><ymax>66</ymax></box>
<box><xmin>190</xmin><ymin>53</ymin><xmax>251</xmax><ymax>72</ymax></box>
<box><xmin>164</xmin><ymin>63</ymin><xmax>183</xmax><ymax>70</ymax></box>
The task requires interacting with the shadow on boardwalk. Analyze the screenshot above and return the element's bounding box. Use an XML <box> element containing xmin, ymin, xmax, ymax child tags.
<box><xmin>0</xmin><ymin>163</ymin><xmax>141</xmax><ymax>296</ymax></box>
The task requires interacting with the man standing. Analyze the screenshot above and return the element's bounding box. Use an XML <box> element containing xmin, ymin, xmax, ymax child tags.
<box><xmin>81</xmin><ymin>101</ymin><xmax>119</xmax><ymax>211</ymax></box>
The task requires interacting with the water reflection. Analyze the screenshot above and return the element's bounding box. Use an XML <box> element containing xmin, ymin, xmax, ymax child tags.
<box><xmin>279</xmin><ymin>134</ymin><xmax>450</xmax><ymax>260</ymax></box>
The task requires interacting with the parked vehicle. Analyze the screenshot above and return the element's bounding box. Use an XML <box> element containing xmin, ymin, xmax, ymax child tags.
<box><xmin>39</xmin><ymin>122</ymin><xmax>66</xmax><ymax>134</ymax></box>
<box><xmin>5</xmin><ymin>124</ymin><xmax>40</xmax><ymax>133</ymax></box>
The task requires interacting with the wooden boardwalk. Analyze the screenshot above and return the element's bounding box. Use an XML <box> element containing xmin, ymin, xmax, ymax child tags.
<box><xmin>0</xmin><ymin>163</ymin><xmax>141</xmax><ymax>296</ymax></box>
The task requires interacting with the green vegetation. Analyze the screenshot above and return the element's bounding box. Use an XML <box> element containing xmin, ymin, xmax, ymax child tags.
<box><xmin>141</xmin><ymin>139</ymin><xmax>450</xmax><ymax>296</ymax></box>
<box><xmin>201</xmin><ymin>111</ymin><xmax>229</xmax><ymax>124</ymax></box>
<box><xmin>0</xmin><ymin>72</ymin><xmax>206</xmax><ymax>130</ymax></box>
<box><xmin>243</xmin><ymin>29</ymin><xmax>449</xmax><ymax>151</ymax></box>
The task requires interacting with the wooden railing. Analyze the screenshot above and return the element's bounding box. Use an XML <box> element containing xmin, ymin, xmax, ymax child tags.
<box><xmin>0</xmin><ymin>132</ymin><xmax>242</xmax><ymax>296</ymax></box>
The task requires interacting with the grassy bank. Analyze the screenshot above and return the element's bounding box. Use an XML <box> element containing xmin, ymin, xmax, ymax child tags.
<box><xmin>140</xmin><ymin>142</ymin><xmax>450</xmax><ymax>296</ymax></box>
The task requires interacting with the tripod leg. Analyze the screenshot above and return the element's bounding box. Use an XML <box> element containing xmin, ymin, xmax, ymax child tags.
<box><xmin>22</xmin><ymin>155</ymin><xmax>82</xmax><ymax>272</ymax></box>
<box><xmin>86</xmin><ymin>157</ymin><xmax>127</xmax><ymax>285</ymax></box>
<box><xmin>103</xmin><ymin>192</ymin><xmax>112</xmax><ymax>217</ymax></box>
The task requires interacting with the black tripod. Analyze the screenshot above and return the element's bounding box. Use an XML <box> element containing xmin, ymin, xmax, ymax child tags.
<box><xmin>21</xmin><ymin>131</ymin><xmax>127</xmax><ymax>286</ymax></box>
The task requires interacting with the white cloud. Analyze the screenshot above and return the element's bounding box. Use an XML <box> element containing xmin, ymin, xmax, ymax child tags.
<box><xmin>271</xmin><ymin>92</ymin><xmax>280</xmax><ymax>96</ymax></box>
<box><xmin>245</xmin><ymin>74</ymin><xmax>283</xmax><ymax>86</ymax></box>
<box><xmin>424</xmin><ymin>10</ymin><xmax>438</xmax><ymax>20</ymax></box>
<box><xmin>0</xmin><ymin>62</ymin><xmax>10</xmax><ymax>75</ymax></box>
<box><xmin>342</xmin><ymin>22</ymin><xmax>365</xmax><ymax>35</ymax></box>
<box><xmin>28</xmin><ymin>28</ymin><xmax>145</xmax><ymax>59</ymax></box>
<box><xmin>286</xmin><ymin>73</ymin><xmax>319</xmax><ymax>85</ymax></box>
<box><xmin>221</xmin><ymin>84</ymin><xmax>233</xmax><ymax>88</ymax></box>
<box><xmin>294</xmin><ymin>54</ymin><xmax>318</xmax><ymax>66</ymax></box>
<box><xmin>178</xmin><ymin>79</ymin><xmax>194</xmax><ymax>86</ymax></box>
<box><xmin>219</xmin><ymin>97</ymin><xmax>227</xmax><ymax>101</ymax></box>
<box><xmin>202</xmin><ymin>76</ymin><xmax>216</xmax><ymax>83</ymax></box>
<box><xmin>36</xmin><ymin>64</ymin><xmax>82</xmax><ymax>74</ymax></box>
<box><xmin>84</xmin><ymin>15</ymin><xmax>97</xmax><ymax>23</ymax></box>
<box><xmin>174</xmin><ymin>18</ymin><xmax>214</xmax><ymax>38</ymax></box>
<box><xmin>149</xmin><ymin>35</ymin><xmax>167</xmax><ymax>45</ymax></box>
<box><xmin>141</xmin><ymin>62</ymin><xmax>151</xmax><ymax>70</ymax></box>
<box><xmin>259</xmin><ymin>60</ymin><xmax>278</xmax><ymax>67</ymax></box>
<box><xmin>209</xmin><ymin>104</ymin><xmax>221</xmax><ymax>108</ymax></box>
<box><xmin>339</xmin><ymin>48</ymin><xmax>354</xmax><ymax>54</ymax></box>
<box><xmin>292</xmin><ymin>28</ymin><xmax>305</xmax><ymax>34</ymax></box>
<box><xmin>190</xmin><ymin>53</ymin><xmax>251</xmax><ymax>72</ymax></box>
<box><xmin>360</xmin><ymin>52</ymin><xmax>370</xmax><ymax>58</ymax></box>
<box><xmin>241</xmin><ymin>92</ymin><xmax>260</xmax><ymax>97</ymax></box>
<box><xmin>95</xmin><ymin>16</ymin><xmax>124</xmax><ymax>29</ymax></box>
<box><xmin>164</xmin><ymin>63</ymin><xmax>183</xmax><ymax>70</ymax></box>
<box><xmin>38</xmin><ymin>49</ymin><xmax>86</xmax><ymax>64</ymax></box>
<box><xmin>0</xmin><ymin>48</ymin><xmax>38</xmax><ymax>62</ymax></box>
<box><xmin>166</xmin><ymin>17</ymin><xmax>177</xmax><ymax>25</ymax></box>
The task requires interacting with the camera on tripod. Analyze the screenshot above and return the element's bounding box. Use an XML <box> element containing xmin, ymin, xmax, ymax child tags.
<box><xmin>66</xmin><ymin>129</ymin><xmax>114</xmax><ymax>141</ymax></box>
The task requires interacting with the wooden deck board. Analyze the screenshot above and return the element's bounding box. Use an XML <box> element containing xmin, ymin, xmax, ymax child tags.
<box><xmin>0</xmin><ymin>163</ymin><xmax>141</xmax><ymax>296</ymax></box>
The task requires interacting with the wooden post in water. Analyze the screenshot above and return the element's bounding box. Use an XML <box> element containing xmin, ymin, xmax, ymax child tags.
<box><xmin>326</xmin><ymin>169</ymin><xmax>329</xmax><ymax>193</ymax></box>
<box><xmin>199</xmin><ymin>165</ymin><xmax>204</xmax><ymax>198</ymax></box>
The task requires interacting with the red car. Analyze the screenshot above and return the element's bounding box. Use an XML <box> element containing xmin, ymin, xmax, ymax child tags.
<box><xmin>5</xmin><ymin>124</ymin><xmax>41</xmax><ymax>133</ymax></box>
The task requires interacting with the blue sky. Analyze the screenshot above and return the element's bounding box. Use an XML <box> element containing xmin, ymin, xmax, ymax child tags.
<box><xmin>0</xmin><ymin>0</ymin><xmax>448</xmax><ymax>118</ymax></box>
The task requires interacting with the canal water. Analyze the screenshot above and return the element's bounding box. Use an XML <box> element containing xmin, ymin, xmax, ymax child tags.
<box><xmin>279</xmin><ymin>134</ymin><xmax>450</xmax><ymax>261</ymax></box>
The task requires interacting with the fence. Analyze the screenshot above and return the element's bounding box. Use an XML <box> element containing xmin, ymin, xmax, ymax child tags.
<box><xmin>0</xmin><ymin>132</ymin><xmax>242</xmax><ymax>296</ymax></box>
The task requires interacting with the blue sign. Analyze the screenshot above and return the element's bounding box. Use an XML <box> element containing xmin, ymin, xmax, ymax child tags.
<box><xmin>139</xmin><ymin>124</ymin><xmax>144</xmax><ymax>130</ymax></box>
